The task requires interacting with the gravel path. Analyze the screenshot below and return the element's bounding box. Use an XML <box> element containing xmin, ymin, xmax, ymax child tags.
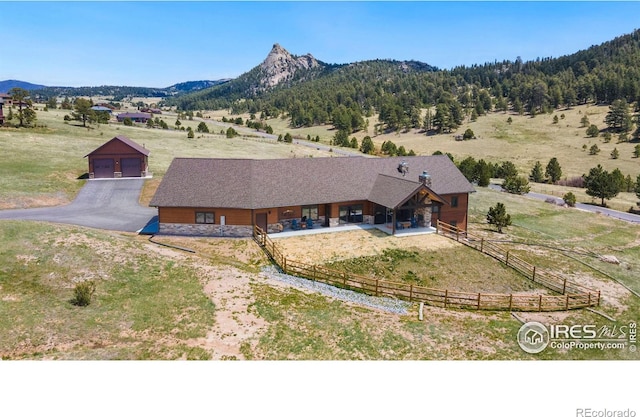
<box><xmin>261</xmin><ymin>265</ymin><xmax>410</xmax><ymax>314</ymax></box>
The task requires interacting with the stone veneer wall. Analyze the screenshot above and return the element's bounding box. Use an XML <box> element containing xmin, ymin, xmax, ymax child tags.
<box><xmin>159</xmin><ymin>222</ymin><xmax>284</xmax><ymax>237</ymax></box>
<box><xmin>160</xmin><ymin>223</ymin><xmax>253</xmax><ymax>237</ymax></box>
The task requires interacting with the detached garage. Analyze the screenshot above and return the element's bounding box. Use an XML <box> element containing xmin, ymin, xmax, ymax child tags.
<box><xmin>85</xmin><ymin>135</ymin><xmax>150</xmax><ymax>179</ymax></box>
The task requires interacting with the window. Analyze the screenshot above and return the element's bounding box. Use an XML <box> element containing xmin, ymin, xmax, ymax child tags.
<box><xmin>451</xmin><ymin>196</ymin><xmax>459</xmax><ymax>208</ymax></box>
<box><xmin>301</xmin><ymin>205</ymin><xmax>318</xmax><ymax>220</ymax></box>
<box><xmin>339</xmin><ymin>204</ymin><xmax>363</xmax><ymax>224</ymax></box>
<box><xmin>195</xmin><ymin>212</ymin><xmax>214</xmax><ymax>224</ymax></box>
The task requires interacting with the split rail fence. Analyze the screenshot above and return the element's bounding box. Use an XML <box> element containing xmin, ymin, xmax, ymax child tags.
<box><xmin>253</xmin><ymin>222</ymin><xmax>600</xmax><ymax>312</ymax></box>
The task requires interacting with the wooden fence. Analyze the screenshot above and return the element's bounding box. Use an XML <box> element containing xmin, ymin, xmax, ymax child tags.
<box><xmin>253</xmin><ymin>224</ymin><xmax>601</xmax><ymax>312</ymax></box>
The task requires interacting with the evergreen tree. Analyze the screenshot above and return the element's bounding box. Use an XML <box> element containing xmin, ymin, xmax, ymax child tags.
<box><xmin>497</xmin><ymin>161</ymin><xmax>518</xmax><ymax>179</ymax></box>
<box><xmin>611</xmin><ymin>147</ymin><xmax>619</xmax><ymax>159</ymax></box>
<box><xmin>530</xmin><ymin>161</ymin><xmax>545</xmax><ymax>183</ymax></box>
<box><xmin>197</xmin><ymin>121</ymin><xmax>209</xmax><ymax>133</ymax></box>
<box><xmin>502</xmin><ymin>176</ymin><xmax>531</xmax><ymax>195</ymax></box>
<box><xmin>605</xmin><ymin>99</ymin><xmax>632</xmax><ymax>132</ymax></box>
<box><xmin>487</xmin><ymin>202</ymin><xmax>512</xmax><ymax>233</ymax></box>
<box><xmin>359</xmin><ymin>136</ymin><xmax>375</xmax><ymax>154</ymax></box>
<box><xmin>9</xmin><ymin>87</ymin><xmax>36</xmax><ymax>127</ymax></box>
<box><xmin>586</xmin><ymin>124</ymin><xmax>600</xmax><ymax>137</ymax></box>
<box><xmin>583</xmin><ymin>165</ymin><xmax>620</xmax><ymax>206</ymax></box>
<box><xmin>545</xmin><ymin>158</ymin><xmax>562</xmax><ymax>183</ymax></box>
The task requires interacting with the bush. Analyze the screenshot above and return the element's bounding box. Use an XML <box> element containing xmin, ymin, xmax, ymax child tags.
<box><xmin>563</xmin><ymin>192</ymin><xmax>577</xmax><ymax>207</ymax></box>
<box><xmin>71</xmin><ymin>281</ymin><xmax>96</xmax><ymax>307</ymax></box>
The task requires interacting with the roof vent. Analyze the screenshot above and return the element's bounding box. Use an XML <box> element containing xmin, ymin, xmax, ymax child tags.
<box><xmin>397</xmin><ymin>160</ymin><xmax>409</xmax><ymax>177</ymax></box>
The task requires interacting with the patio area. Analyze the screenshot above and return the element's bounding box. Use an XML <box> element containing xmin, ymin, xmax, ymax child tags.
<box><xmin>269</xmin><ymin>223</ymin><xmax>436</xmax><ymax>239</ymax></box>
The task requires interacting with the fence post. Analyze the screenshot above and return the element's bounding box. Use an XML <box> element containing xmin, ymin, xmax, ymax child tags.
<box><xmin>444</xmin><ymin>289</ymin><xmax>448</xmax><ymax>308</ymax></box>
<box><xmin>436</xmin><ymin>220</ymin><xmax>440</xmax><ymax>234</ymax></box>
<box><xmin>343</xmin><ymin>272</ymin><xmax>347</xmax><ymax>288</ymax></box>
<box><xmin>375</xmin><ymin>279</ymin><xmax>379</xmax><ymax>296</ymax></box>
<box><xmin>538</xmin><ymin>294</ymin><xmax>543</xmax><ymax>312</ymax></box>
<box><xmin>409</xmin><ymin>285</ymin><xmax>413</xmax><ymax>302</ymax></box>
<box><xmin>313</xmin><ymin>265</ymin><xmax>317</xmax><ymax>281</ymax></box>
<box><xmin>588</xmin><ymin>292</ymin><xmax>591</xmax><ymax>307</ymax></box>
<box><xmin>477</xmin><ymin>293</ymin><xmax>481</xmax><ymax>310</ymax></box>
<box><xmin>480</xmin><ymin>238</ymin><xmax>484</xmax><ymax>253</ymax></box>
<box><xmin>508</xmin><ymin>294</ymin><xmax>513</xmax><ymax>311</ymax></box>
<box><xmin>505</xmin><ymin>251</ymin><xmax>509</xmax><ymax>266</ymax></box>
<box><xmin>565</xmin><ymin>294</ymin><xmax>570</xmax><ymax>311</ymax></box>
<box><xmin>597</xmin><ymin>291</ymin><xmax>601</xmax><ymax>306</ymax></box>
<box><xmin>562</xmin><ymin>279</ymin><xmax>567</xmax><ymax>294</ymax></box>
<box><xmin>532</xmin><ymin>266</ymin><xmax>536</xmax><ymax>282</ymax></box>
<box><xmin>456</xmin><ymin>228</ymin><xmax>459</xmax><ymax>241</ymax></box>
<box><xmin>283</xmin><ymin>257</ymin><xmax>287</xmax><ymax>274</ymax></box>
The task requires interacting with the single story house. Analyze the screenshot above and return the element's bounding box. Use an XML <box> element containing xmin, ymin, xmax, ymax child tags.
<box><xmin>150</xmin><ymin>155</ymin><xmax>475</xmax><ymax>237</ymax></box>
<box><xmin>0</xmin><ymin>97</ymin><xmax>4</xmax><ymax>125</ymax></box>
<box><xmin>85</xmin><ymin>135</ymin><xmax>150</xmax><ymax>178</ymax></box>
<box><xmin>116</xmin><ymin>112</ymin><xmax>152</xmax><ymax>123</ymax></box>
<box><xmin>91</xmin><ymin>105</ymin><xmax>113</xmax><ymax>114</ymax></box>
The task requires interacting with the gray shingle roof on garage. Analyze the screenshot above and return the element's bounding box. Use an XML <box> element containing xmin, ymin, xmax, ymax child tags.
<box><xmin>149</xmin><ymin>155</ymin><xmax>475</xmax><ymax>209</ymax></box>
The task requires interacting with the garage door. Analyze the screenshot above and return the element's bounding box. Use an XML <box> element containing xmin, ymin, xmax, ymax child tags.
<box><xmin>93</xmin><ymin>158</ymin><xmax>114</xmax><ymax>178</ymax></box>
<box><xmin>121</xmin><ymin>158</ymin><xmax>141</xmax><ymax>177</ymax></box>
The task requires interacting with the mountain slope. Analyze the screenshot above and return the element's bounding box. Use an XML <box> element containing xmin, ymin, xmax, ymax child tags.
<box><xmin>0</xmin><ymin>80</ymin><xmax>46</xmax><ymax>93</ymax></box>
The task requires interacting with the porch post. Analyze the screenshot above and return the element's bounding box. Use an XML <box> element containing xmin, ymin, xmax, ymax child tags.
<box><xmin>392</xmin><ymin>208</ymin><xmax>396</xmax><ymax>235</ymax></box>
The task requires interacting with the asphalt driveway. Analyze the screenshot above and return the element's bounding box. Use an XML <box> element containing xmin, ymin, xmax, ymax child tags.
<box><xmin>0</xmin><ymin>178</ymin><xmax>158</xmax><ymax>232</ymax></box>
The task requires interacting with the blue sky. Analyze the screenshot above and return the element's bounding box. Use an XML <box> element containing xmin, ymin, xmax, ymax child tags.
<box><xmin>1</xmin><ymin>1</ymin><xmax>640</xmax><ymax>87</ymax></box>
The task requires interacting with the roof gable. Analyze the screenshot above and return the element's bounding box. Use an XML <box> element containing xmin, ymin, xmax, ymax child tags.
<box><xmin>85</xmin><ymin>135</ymin><xmax>150</xmax><ymax>157</ymax></box>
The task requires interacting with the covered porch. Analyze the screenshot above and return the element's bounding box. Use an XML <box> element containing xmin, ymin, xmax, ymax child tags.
<box><xmin>368</xmin><ymin>173</ymin><xmax>446</xmax><ymax>235</ymax></box>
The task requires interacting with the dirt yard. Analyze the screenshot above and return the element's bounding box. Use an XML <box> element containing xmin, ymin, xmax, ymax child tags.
<box><xmin>274</xmin><ymin>229</ymin><xmax>458</xmax><ymax>264</ymax></box>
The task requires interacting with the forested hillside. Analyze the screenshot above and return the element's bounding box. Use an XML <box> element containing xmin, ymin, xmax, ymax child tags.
<box><xmin>165</xmin><ymin>30</ymin><xmax>640</xmax><ymax>135</ymax></box>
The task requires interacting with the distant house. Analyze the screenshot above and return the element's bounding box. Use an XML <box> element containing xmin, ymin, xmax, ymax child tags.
<box><xmin>141</xmin><ymin>108</ymin><xmax>162</xmax><ymax>114</ymax></box>
<box><xmin>150</xmin><ymin>156</ymin><xmax>475</xmax><ymax>237</ymax></box>
<box><xmin>116</xmin><ymin>112</ymin><xmax>152</xmax><ymax>123</ymax></box>
<box><xmin>0</xmin><ymin>93</ymin><xmax>12</xmax><ymax>107</ymax></box>
<box><xmin>91</xmin><ymin>105</ymin><xmax>113</xmax><ymax>114</ymax></box>
<box><xmin>0</xmin><ymin>97</ymin><xmax>4</xmax><ymax>125</ymax></box>
<box><xmin>85</xmin><ymin>135</ymin><xmax>150</xmax><ymax>178</ymax></box>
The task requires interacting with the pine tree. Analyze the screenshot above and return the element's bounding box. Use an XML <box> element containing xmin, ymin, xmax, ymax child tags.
<box><xmin>530</xmin><ymin>161</ymin><xmax>545</xmax><ymax>183</ymax></box>
<box><xmin>545</xmin><ymin>158</ymin><xmax>562</xmax><ymax>183</ymax></box>
<box><xmin>487</xmin><ymin>202</ymin><xmax>511</xmax><ymax>233</ymax></box>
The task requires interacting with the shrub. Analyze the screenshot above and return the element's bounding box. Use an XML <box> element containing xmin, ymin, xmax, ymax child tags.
<box><xmin>502</xmin><ymin>176</ymin><xmax>530</xmax><ymax>195</ymax></box>
<box><xmin>563</xmin><ymin>192</ymin><xmax>577</xmax><ymax>207</ymax></box>
<box><xmin>586</xmin><ymin>124</ymin><xmax>600</xmax><ymax>137</ymax></box>
<box><xmin>556</xmin><ymin>176</ymin><xmax>584</xmax><ymax>188</ymax></box>
<box><xmin>71</xmin><ymin>281</ymin><xmax>96</xmax><ymax>307</ymax></box>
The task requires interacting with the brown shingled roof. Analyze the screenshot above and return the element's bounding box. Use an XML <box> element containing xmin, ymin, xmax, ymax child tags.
<box><xmin>85</xmin><ymin>135</ymin><xmax>150</xmax><ymax>157</ymax></box>
<box><xmin>150</xmin><ymin>155</ymin><xmax>474</xmax><ymax>209</ymax></box>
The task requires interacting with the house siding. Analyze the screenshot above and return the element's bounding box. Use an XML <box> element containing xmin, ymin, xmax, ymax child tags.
<box><xmin>159</xmin><ymin>207</ymin><xmax>252</xmax><ymax>225</ymax></box>
<box><xmin>437</xmin><ymin>193</ymin><xmax>469</xmax><ymax>231</ymax></box>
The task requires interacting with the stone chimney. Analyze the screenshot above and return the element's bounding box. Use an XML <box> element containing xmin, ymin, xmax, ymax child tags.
<box><xmin>419</xmin><ymin>170</ymin><xmax>432</xmax><ymax>187</ymax></box>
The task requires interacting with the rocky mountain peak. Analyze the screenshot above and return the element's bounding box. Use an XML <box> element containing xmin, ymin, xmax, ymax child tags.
<box><xmin>259</xmin><ymin>43</ymin><xmax>320</xmax><ymax>88</ymax></box>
